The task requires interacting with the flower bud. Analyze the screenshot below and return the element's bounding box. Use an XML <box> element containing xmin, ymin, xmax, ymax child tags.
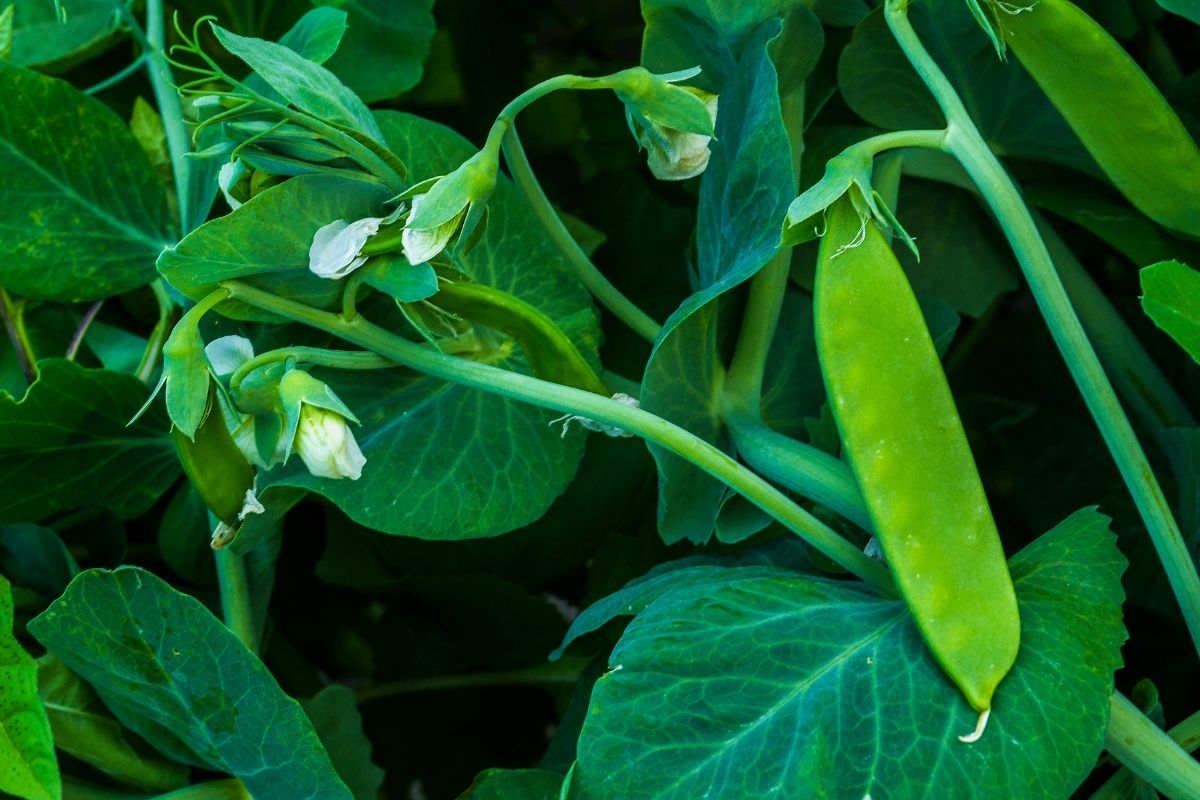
<box><xmin>400</xmin><ymin>147</ymin><xmax>497</xmax><ymax>264</ymax></box>
<box><xmin>630</xmin><ymin>87</ymin><xmax>718</xmax><ymax>181</ymax></box>
<box><xmin>293</xmin><ymin>404</ymin><xmax>366</xmax><ymax>480</ymax></box>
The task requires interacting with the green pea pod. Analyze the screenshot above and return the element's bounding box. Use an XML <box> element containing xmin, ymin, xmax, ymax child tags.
<box><xmin>814</xmin><ymin>194</ymin><xmax>1020</xmax><ymax>721</ymax></box>
<box><xmin>1002</xmin><ymin>0</ymin><xmax>1200</xmax><ymax>237</ymax></box>
<box><xmin>172</xmin><ymin>386</ymin><xmax>255</xmax><ymax>527</ymax></box>
<box><xmin>435</xmin><ymin>281</ymin><xmax>608</xmax><ymax>396</ymax></box>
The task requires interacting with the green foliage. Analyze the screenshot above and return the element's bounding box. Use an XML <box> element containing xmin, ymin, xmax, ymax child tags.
<box><xmin>1141</xmin><ymin>260</ymin><xmax>1200</xmax><ymax>365</ymax></box>
<box><xmin>0</xmin><ymin>61</ymin><xmax>174</xmax><ymax>301</ymax></box>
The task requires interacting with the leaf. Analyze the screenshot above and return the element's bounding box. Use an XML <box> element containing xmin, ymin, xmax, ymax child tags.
<box><xmin>8</xmin><ymin>0</ymin><xmax>126</xmax><ymax>71</ymax></box>
<box><xmin>1156</xmin><ymin>0</ymin><xmax>1200</xmax><ymax>23</ymax></box>
<box><xmin>461</xmin><ymin>768</ymin><xmax>564</xmax><ymax>800</ymax></box>
<box><xmin>156</xmin><ymin>483</ymin><xmax>216</xmax><ymax>586</ymax></box>
<box><xmin>837</xmin><ymin>5</ymin><xmax>1096</xmax><ymax>175</ymax></box>
<box><xmin>158</xmin><ymin>174</ymin><xmax>393</xmax><ymax>321</ymax></box>
<box><xmin>0</xmin><ymin>5</ymin><xmax>13</xmax><ymax>61</ymax></box>
<box><xmin>211</xmin><ymin>22</ymin><xmax>384</xmax><ymax>143</ymax></box>
<box><xmin>894</xmin><ymin>177</ymin><xmax>1019</xmax><ymax>317</ymax></box>
<box><xmin>0</xmin><ymin>360</ymin><xmax>179</xmax><ymax>523</ymax></box>
<box><xmin>256</xmin><ymin>112</ymin><xmax>600</xmax><ymax>541</ymax></box>
<box><xmin>317</xmin><ymin>0</ymin><xmax>437</xmax><ymax>103</ymax></box>
<box><xmin>37</xmin><ymin>655</ymin><xmax>189</xmax><ymax>792</ymax></box>
<box><xmin>302</xmin><ymin>685</ymin><xmax>385</xmax><ymax>800</ymax></box>
<box><xmin>0</xmin><ymin>524</ymin><xmax>79</xmax><ymax>598</ymax></box>
<box><xmin>0</xmin><ymin>575</ymin><xmax>59</xmax><ymax>800</ymax></box>
<box><xmin>0</xmin><ymin>61</ymin><xmax>174</xmax><ymax>301</ymax></box>
<box><xmin>1140</xmin><ymin>260</ymin><xmax>1200</xmax><ymax>364</ymax></box>
<box><xmin>640</xmin><ymin>13</ymin><xmax>802</xmax><ymax>544</ymax></box>
<box><xmin>566</xmin><ymin>508</ymin><xmax>1127</xmax><ymax>799</ymax></box>
<box><xmin>27</xmin><ymin>567</ymin><xmax>353</xmax><ymax>800</ymax></box>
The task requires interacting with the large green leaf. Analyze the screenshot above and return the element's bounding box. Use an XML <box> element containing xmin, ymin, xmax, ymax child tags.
<box><xmin>0</xmin><ymin>524</ymin><xmax>78</xmax><ymax>599</ymax></box>
<box><xmin>303</xmin><ymin>685</ymin><xmax>385</xmax><ymax>800</ymax></box>
<box><xmin>8</xmin><ymin>0</ymin><xmax>126</xmax><ymax>71</ymax></box>
<box><xmin>564</xmin><ymin>508</ymin><xmax>1127</xmax><ymax>799</ymax></box>
<box><xmin>27</xmin><ymin>567</ymin><xmax>353</xmax><ymax>800</ymax></box>
<box><xmin>37</xmin><ymin>655</ymin><xmax>188</xmax><ymax>792</ymax></box>
<box><xmin>0</xmin><ymin>61</ymin><xmax>174</xmax><ymax>301</ymax></box>
<box><xmin>0</xmin><ymin>575</ymin><xmax>59</xmax><ymax>800</ymax></box>
<box><xmin>837</xmin><ymin>5</ymin><xmax>1096</xmax><ymax>175</ymax></box>
<box><xmin>158</xmin><ymin>174</ymin><xmax>392</xmax><ymax>321</ymax></box>
<box><xmin>256</xmin><ymin>112</ymin><xmax>599</xmax><ymax>540</ymax></box>
<box><xmin>640</xmin><ymin>11</ymin><xmax>808</xmax><ymax>544</ymax></box>
<box><xmin>317</xmin><ymin>0</ymin><xmax>436</xmax><ymax>102</ymax></box>
<box><xmin>1141</xmin><ymin>260</ymin><xmax>1200</xmax><ymax>364</ymax></box>
<box><xmin>0</xmin><ymin>360</ymin><xmax>178</xmax><ymax>523</ymax></box>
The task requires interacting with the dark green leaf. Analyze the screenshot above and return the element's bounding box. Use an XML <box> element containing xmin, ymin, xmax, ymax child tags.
<box><xmin>1140</xmin><ymin>260</ymin><xmax>1200</xmax><ymax>364</ymax></box>
<box><xmin>462</xmin><ymin>768</ymin><xmax>563</xmax><ymax>800</ymax></box>
<box><xmin>37</xmin><ymin>655</ymin><xmax>189</xmax><ymax>792</ymax></box>
<box><xmin>257</xmin><ymin>112</ymin><xmax>600</xmax><ymax>541</ymax></box>
<box><xmin>0</xmin><ymin>524</ymin><xmax>78</xmax><ymax>598</ymax></box>
<box><xmin>642</xmin><ymin>17</ymin><xmax>799</xmax><ymax>544</ymax></box>
<box><xmin>837</xmin><ymin>6</ymin><xmax>1095</xmax><ymax>175</ymax></box>
<box><xmin>28</xmin><ymin>567</ymin><xmax>353</xmax><ymax>800</ymax></box>
<box><xmin>157</xmin><ymin>483</ymin><xmax>216</xmax><ymax>586</ymax></box>
<box><xmin>0</xmin><ymin>61</ymin><xmax>174</xmax><ymax>301</ymax></box>
<box><xmin>0</xmin><ymin>575</ymin><xmax>59</xmax><ymax>800</ymax></box>
<box><xmin>0</xmin><ymin>360</ymin><xmax>178</xmax><ymax>523</ymax></box>
<box><xmin>568</xmin><ymin>508</ymin><xmax>1127</xmax><ymax>799</ymax></box>
<box><xmin>361</xmin><ymin>255</ymin><xmax>439</xmax><ymax>302</ymax></box>
<box><xmin>317</xmin><ymin>0</ymin><xmax>437</xmax><ymax>103</ymax></box>
<box><xmin>8</xmin><ymin>0</ymin><xmax>126</xmax><ymax>71</ymax></box>
<box><xmin>1156</xmin><ymin>0</ymin><xmax>1200</xmax><ymax>23</ymax></box>
<box><xmin>303</xmin><ymin>685</ymin><xmax>385</xmax><ymax>800</ymax></box>
<box><xmin>158</xmin><ymin>175</ymin><xmax>392</xmax><ymax>321</ymax></box>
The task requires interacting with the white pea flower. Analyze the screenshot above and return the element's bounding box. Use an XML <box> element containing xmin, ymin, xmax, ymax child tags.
<box><xmin>308</xmin><ymin>216</ymin><xmax>384</xmax><ymax>279</ymax></box>
<box><xmin>401</xmin><ymin>192</ymin><xmax>464</xmax><ymax>265</ymax></box>
<box><xmin>293</xmin><ymin>404</ymin><xmax>367</xmax><ymax>480</ymax></box>
<box><xmin>634</xmin><ymin>90</ymin><xmax>718</xmax><ymax>181</ymax></box>
<box><xmin>205</xmin><ymin>335</ymin><xmax>255</xmax><ymax>377</ymax></box>
<box><xmin>218</xmin><ymin>160</ymin><xmax>250</xmax><ymax>211</ymax></box>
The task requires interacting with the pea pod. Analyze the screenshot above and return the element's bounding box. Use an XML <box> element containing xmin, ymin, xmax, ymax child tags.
<box><xmin>814</xmin><ymin>194</ymin><xmax>1020</xmax><ymax>722</ymax></box>
<box><xmin>1002</xmin><ymin>0</ymin><xmax>1200</xmax><ymax>237</ymax></box>
<box><xmin>172</xmin><ymin>386</ymin><xmax>255</xmax><ymax>527</ymax></box>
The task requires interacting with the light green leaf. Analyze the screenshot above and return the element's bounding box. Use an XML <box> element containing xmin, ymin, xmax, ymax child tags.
<box><xmin>0</xmin><ymin>524</ymin><xmax>78</xmax><ymax>598</ymax></box>
<box><xmin>0</xmin><ymin>5</ymin><xmax>13</xmax><ymax>61</ymax></box>
<box><xmin>0</xmin><ymin>575</ymin><xmax>59</xmax><ymax>800</ymax></box>
<box><xmin>37</xmin><ymin>655</ymin><xmax>189</xmax><ymax>792</ymax></box>
<box><xmin>28</xmin><ymin>567</ymin><xmax>353</xmax><ymax>800</ymax></box>
<box><xmin>462</xmin><ymin>768</ymin><xmax>564</xmax><ymax>800</ymax></box>
<box><xmin>257</xmin><ymin>112</ymin><xmax>600</xmax><ymax>541</ymax></box>
<box><xmin>360</xmin><ymin>255</ymin><xmax>438</xmax><ymax>302</ymax></box>
<box><xmin>1141</xmin><ymin>260</ymin><xmax>1200</xmax><ymax>364</ymax></box>
<box><xmin>8</xmin><ymin>0</ymin><xmax>126</xmax><ymax>71</ymax></box>
<box><xmin>158</xmin><ymin>175</ymin><xmax>393</xmax><ymax>321</ymax></box>
<box><xmin>211</xmin><ymin>22</ymin><xmax>384</xmax><ymax>142</ymax></box>
<box><xmin>317</xmin><ymin>0</ymin><xmax>436</xmax><ymax>103</ymax></box>
<box><xmin>0</xmin><ymin>360</ymin><xmax>178</xmax><ymax>523</ymax></box>
<box><xmin>303</xmin><ymin>685</ymin><xmax>385</xmax><ymax>800</ymax></box>
<box><xmin>566</xmin><ymin>508</ymin><xmax>1127</xmax><ymax>800</ymax></box>
<box><xmin>837</xmin><ymin>5</ymin><xmax>1096</xmax><ymax>175</ymax></box>
<box><xmin>0</xmin><ymin>61</ymin><xmax>174</xmax><ymax>301</ymax></box>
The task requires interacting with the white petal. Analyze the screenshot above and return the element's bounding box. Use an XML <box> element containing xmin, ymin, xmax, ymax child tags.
<box><xmin>217</xmin><ymin>160</ymin><xmax>248</xmax><ymax>211</ymax></box>
<box><xmin>308</xmin><ymin>216</ymin><xmax>383</xmax><ymax>279</ymax></box>
<box><xmin>205</xmin><ymin>335</ymin><xmax>255</xmax><ymax>376</ymax></box>
<box><xmin>645</xmin><ymin>127</ymin><xmax>712</xmax><ymax>181</ymax></box>
<box><xmin>401</xmin><ymin>194</ymin><xmax>462</xmax><ymax>264</ymax></box>
<box><xmin>294</xmin><ymin>406</ymin><xmax>366</xmax><ymax>480</ymax></box>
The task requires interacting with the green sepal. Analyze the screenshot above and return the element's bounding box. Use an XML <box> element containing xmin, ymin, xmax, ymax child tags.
<box><xmin>608</xmin><ymin>66</ymin><xmax>715</xmax><ymax>137</ymax></box>
<box><xmin>407</xmin><ymin>148</ymin><xmax>499</xmax><ymax>231</ymax></box>
<box><xmin>277</xmin><ymin>370</ymin><xmax>360</xmax><ymax>459</ymax></box>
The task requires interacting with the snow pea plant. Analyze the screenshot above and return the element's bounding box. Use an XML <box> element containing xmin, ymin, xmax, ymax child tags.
<box><xmin>1</xmin><ymin>0</ymin><xmax>1199</xmax><ymax>798</ymax></box>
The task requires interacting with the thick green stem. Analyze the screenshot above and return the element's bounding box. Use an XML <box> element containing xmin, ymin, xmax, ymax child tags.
<box><xmin>1092</xmin><ymin>705</ymin><xmax>1200</xmax><ymax>799</ymax></box>
<box><xmin>886</xmin><ymin>0</ymin><xmax>1200</xmax><ymax>659</ymax></box>
<box><xmin>229</xmin><ymin>347</ymin><xmax>393</xmax><ymax>389</ymax></box>
<box><xmin>502</xmin><ymin>127</ymin><xmax>662</xmax><ymax>343</ymax></box>
<box><xmin>724</xmin><ymin>409</ymin><xmax>871</xmax><ymax>533</ymax></box>
<box><xmin>220</xmin><ymin>279</ymin><xmax>893</xmax><ymax>592</ymax></box>
<box><xmin>1102</xmin><ymin>692</ymin><xmax>1200</xmax><ymax>800</ymax></box>
<box><xmin>214</xmin><ymin>545</ymin><xmax>257</xmax><ymax>653</ymax></box>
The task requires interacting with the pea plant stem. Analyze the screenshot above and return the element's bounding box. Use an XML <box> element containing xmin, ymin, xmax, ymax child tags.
<box><xmin>229</xmin><ymin>347</ymin><xmax>394</xmax><ymax>389</ymax></box>
<box><xmin>1091</xmin><ymin>704</ymin><xmax>1200</xmax><ymax>799</ymax></box>
<box><xmin>219</xmin><ymin>279</ymin><xmax>894</xmax><ymax>593</ymax></box>
<box><xmin>134</xmin><ymin>280</ymin><xmax>175</xmax><ymax>383</ymax></box>
<box><xmin>885</xmin><ymin>0</ymin><xmax>1200</xmax><ymax>661</ymax></box>
<box><xmin>1102</xmin><ymin>692</ymin><xmax>1200</xmax><ymax>800</ymax></box>
<box><xmin>214</xmin><ymin>544</ymin><xmax>257</xmax><ymax>653</ymax></box>
<box><xmin>0</xmin><ymin>287</ymin><xmax>36</xmax><ymax>382</ymax></box>
<box><xmin>501</xmin><ymin>127</ymin><xmax>663</xmax><ymax>343</ymax></box>
<box><xmin>355</xmin><ymin>657</ymin><xmax>588</xmax><ymax>704</ymax></box>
